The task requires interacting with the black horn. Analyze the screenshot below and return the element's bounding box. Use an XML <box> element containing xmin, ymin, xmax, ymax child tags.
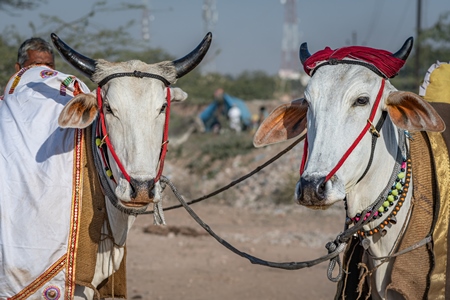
<box><xmin>392</xmin><ymin>37</ymin><xmax>414</xmax><ymax>61</ymax></box>
<box><xmin>172</xmin><ymin>32</ymin><xmax>212</xmax><ymax>78</ymax></box>
<box><xmin>50</xmin><ymin>33</ymin><xmax>97</xmax><ymax>79</ymax></box>
<box><xmin>299</xmin><ymin>42</ymin><xmax>311</xmax><ymax>65</ymax></box>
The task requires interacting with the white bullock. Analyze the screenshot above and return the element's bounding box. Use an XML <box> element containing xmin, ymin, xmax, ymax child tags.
<box><xmin>254</xmin><ymin>38</ymin><xmax>450</xmax><ymax>299</ymax></box>
<box><xmin>0</xmin><ymin>32</ymin><xmax>211</xmax><ymax>299</ymax></box>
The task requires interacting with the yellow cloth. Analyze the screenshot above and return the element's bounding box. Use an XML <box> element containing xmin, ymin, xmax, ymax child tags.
<box><xmin>428</xmin><ymin>131</ymin><xmax>450</xmax><ymax>299</ymax></box>
<box><xmin>421</xmin><ymin>62</ymin><xmax>450</xmax><ymax>103</ymax></box>
<box><xmin>422</xmin><ymin>61</ymin><xmax>450</xmax><ymax>298</ymax></box>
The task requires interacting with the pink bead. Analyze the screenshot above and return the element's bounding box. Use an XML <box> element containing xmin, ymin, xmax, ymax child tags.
<box><xmin>401</xmin><ymin>162</ymin><xmax>406</xmax><ymax>169</ymax></box>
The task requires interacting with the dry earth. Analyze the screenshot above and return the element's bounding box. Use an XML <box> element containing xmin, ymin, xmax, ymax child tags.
<box><xmin>125</xmin><ymin>202</ymin><xmax>345</xmax><ymax>300</ymax></box>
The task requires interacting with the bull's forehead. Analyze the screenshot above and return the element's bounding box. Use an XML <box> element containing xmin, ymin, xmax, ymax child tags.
<box><xmin>93</xmin><ymin>59</ymin><xmax>177</xmax><ymax>83</ymax></box>
<box><xmin>305</xmin><ymin>64</ymin><xmax>381</xmax><ymax>109</ymax></box>
<box><xmin>96</xmin><ymin>59</ymin><xmax>175</xmax><ymax>111</ymax></box>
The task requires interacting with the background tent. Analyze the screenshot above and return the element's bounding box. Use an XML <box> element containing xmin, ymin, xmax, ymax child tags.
<box><xmin>198</xmin><ymin>93</ymin><xmax>252</xmax><ymax>132</ymax></box>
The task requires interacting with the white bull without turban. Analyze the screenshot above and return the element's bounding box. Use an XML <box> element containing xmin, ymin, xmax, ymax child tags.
<box><xmin>0</xmin><ymin>32</ymin><xmax>211</xmax><ymax>299</ymax></box>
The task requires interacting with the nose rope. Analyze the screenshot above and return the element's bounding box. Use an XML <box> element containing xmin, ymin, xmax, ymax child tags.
<box><xmin>299</xmin><ymin>78</ymin><xmax>386</xmax><ymax>182</ymax></box>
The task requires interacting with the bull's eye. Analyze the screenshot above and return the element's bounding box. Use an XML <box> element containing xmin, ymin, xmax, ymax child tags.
<box><xmin>354</xmin><ymin>96</ymin><xmax>369</xmax><ymax>106</ymax></box>
<box><xmin>104</xmin><ymin>102</ymin><xmax>113</xmax><ymax>113</ymax></box>
<box><xmin>160</xmin><ymin>103</ymin><xmax>168</xmax><ymax>114</ymax></box>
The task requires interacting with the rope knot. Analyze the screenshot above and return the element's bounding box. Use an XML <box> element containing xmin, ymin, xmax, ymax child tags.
<box><xmin>325</xmin><ymin>239</ymin><xmax>347</xmax><ymax>282</ymax></box>
<box><xmin>326</xmin><ymin>241</ymin><xmax>337</xmax><ymax>253</ymax></box>
<box><xmin>133</xmin><ymin>70</ymin><xmax>144</xmax><ymax>78</ymax></box>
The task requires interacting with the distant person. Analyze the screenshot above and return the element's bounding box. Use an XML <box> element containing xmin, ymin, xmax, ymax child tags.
<box><xmin>258</xmin><ymin>106</ymin><xmax>269</xmax><ymax>126</ymax></box>
<box><xmin>15</xmin><ymin>37</ymin><xmax>55</xmax><ymax>71</ymax></box>
<box><xmin>198</xmin><ymin>88</ymin><xmax>252</xmax><ymax>133</ymax></box>
<box><xmin>228</xmin><ymin>104</ymin><xmax>242</xmax><ymax>133</ymax></box>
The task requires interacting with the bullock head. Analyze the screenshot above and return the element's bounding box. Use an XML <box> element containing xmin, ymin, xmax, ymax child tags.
<box><xmin>51</xmin><ymin>33</ymin><xmax>212</xmax><ymax>210</ymax></box>
<box><xmin>254</xmin><ymin>37</ymin><xmax>445</xmax><ymax>217</ymax></box>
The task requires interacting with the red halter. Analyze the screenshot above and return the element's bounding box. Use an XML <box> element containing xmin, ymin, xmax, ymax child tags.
<box><xmin>96</xmin><ymin>86</ymin><xmax>171</xmax><ymax>184</ymax></box>
<box><xmin>300</xmin><ymin>78</ymin><xmax>386</xmax><ymax>182</ymax></box>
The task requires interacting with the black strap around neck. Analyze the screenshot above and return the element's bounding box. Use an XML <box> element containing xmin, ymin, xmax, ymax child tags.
<box><xmin>357</xmin><ymin>111</ymin><xmax>388</xmax><ymax>183</ymax></box>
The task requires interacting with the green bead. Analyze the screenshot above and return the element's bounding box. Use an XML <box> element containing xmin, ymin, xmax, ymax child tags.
<box><xmin>383</xmin><ymin>201</ymin><xmax>390</xmax><ymax>208</ymax></box>
<box><xmin>387</xmin><ymin>195</ymin><xmax>395</xmax><ymax>202</ymax></box>
<box><xmin>398</xmin><ymin>172</ymin><xmax>405</xmax><ymax>179</ymax></box>
<box><xmin>396</xmin><ymin>182</ymin><xmax>402</xmax><ymax>190</ymax></box>
<box><xmin>106</xmin><ymin>169</ymin><xmax>113</xmax><ymax>178</ymax></box>
<box><xmin>378</xmin><ymin>206</ymin><xmax>385</xmax><ymax>213</ymax></box>
<box><xmin>96</xmin><ymin>138</ymin><xmax>102</xmax><ymax>147</ymax></box>
<box><xmin>391</xmin><ymin>190</ymin><xmax>398</xmax><ymax>196</ymax></box>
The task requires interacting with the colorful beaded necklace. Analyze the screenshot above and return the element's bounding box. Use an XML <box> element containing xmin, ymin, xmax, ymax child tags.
<box><xmin>355</xmin><ymin>156</ymin><xmax>412</xmax><ymax>238</ymax></box>
<box><xmin>345</xmin><ymin>129</ymin><xmax>411</xmax><ymax>239</ymax></box>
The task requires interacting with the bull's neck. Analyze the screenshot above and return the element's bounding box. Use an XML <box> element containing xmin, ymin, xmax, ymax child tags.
<box><xmin>346</xmin><ymin>118</ymin><xmax>413</xmax><ymax>298</ymax></box>
<box><xmin>348</xmin><ymin>118</ymin><xmax>413</xmax><ymax>256</ymax></box>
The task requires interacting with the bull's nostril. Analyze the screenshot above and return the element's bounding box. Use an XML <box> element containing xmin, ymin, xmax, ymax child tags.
<box><xmin>129</xmin><ymin>179</ymin><xmax>137</xmax><ymax>199</ymax></box>
<box><xmin>315</xmin><ymin>178</ymin><xmax>327</xmax><ymax>200</ymax></box>
<box><xmin>296</xmin><ymin>179</ymin><xmax>304</xmax><ymax>200</ymax></box>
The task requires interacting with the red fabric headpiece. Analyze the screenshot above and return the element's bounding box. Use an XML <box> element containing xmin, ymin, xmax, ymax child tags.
<box><xmin>303</xmin><ymin>45</ymin><xmax>406</xmax><ymax>78</ymax></box>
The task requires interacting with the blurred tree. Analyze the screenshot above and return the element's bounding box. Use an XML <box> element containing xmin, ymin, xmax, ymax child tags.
<box><xmin>0</xmin><ymin>0</ymin><xmax>46</xmax><ymax>11</ymax></box>
<box><xmin>392</xmin><ymin>11</ymin><xmax>450</xmax><ymax>92</ymax></box>
<box><xmin>0</xmin><ymin>0</ymin><xmax>279</xmax><ymax>101</ymax></box>
<box><xmin>226</xmin><ymin>71</ymin><xmax>276</xmax><ymax>100</ymax></box>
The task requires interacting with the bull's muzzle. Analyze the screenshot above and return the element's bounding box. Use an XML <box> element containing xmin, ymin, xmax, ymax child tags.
<box><xmin>295</xmin><ymin>173</ymin><xmax>344</xmax><ymax>208</ymax></box>
<box><xmin>296</xmin><ymin>176</ymin><xmax>327</xmax><ymax>203</ymax></box>
<box><xmin>126</xmin><ymin>178</ymin><xmax>155</xmax><ymax>206</ymax></box>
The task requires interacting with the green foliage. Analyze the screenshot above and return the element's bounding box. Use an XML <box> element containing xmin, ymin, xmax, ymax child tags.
<box><xmin>170</xmin><ymin>131</ymin><xmax>255</xmax><ymax>177</ymax></box>
<box><xmin>176</xmin><ymin>70</ymin><xmax>278</xmax><ymax>105</ymax></box>
<box><xmin>200</xmin><ymin>132</ymin><xmax>255</xmax><ymax>161</ymax></box>
<box><xmin>391</xmin><ymin>11</ymin><xmax>450</xmax><ymax>91</ymax></box>
<box><xmin>226</xmin><ymin>71</ymin><xmax>276</xmax><ymax>100</ymax></box>
<box><xmin>0</xmin><ymin>35</ymin><xmax>18</xmax><ymax>88</ymax></box>
<box><xmin>421</xmin><ymin>12</ymin><xmax>450</xmax><ymax>47</ymax></box>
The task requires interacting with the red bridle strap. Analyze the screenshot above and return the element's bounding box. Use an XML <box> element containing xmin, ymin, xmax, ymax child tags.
<box><xmin>154</xmin><ymin>87</ymin><xmax>171</xmax><ymax>183</ymax></box>
<box><xmin>96</xmin><ymin>86</ymin><xmax>171</xmax><ymax>183</ymax></box>
<box><xmin>299</xmin><ymin>78</ymin><xmax>386</xmax><ymax>182</ymax></box>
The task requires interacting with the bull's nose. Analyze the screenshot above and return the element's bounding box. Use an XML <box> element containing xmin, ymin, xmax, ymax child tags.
<box><xmin>130</xmin><ymin>178</ymin><xmax>155</xmax><ymax>199</ymax></box>
<box><xmin>297</xmin><ymin>176</ymin><xmax>327</xmax><ymax>202</ymax></box>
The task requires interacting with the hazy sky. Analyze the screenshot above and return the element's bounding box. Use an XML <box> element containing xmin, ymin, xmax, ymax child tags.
<box><xmin>0</xmin><ymin>0</ymin><xmax>448</xmax><ymax>76</ymax></box>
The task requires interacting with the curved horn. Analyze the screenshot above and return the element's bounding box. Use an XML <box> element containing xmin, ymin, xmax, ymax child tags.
<box><xmin>172</xmin><ymin>32</ymin><xmax>212</xmax><ymax>78</ymax></box>
<box><xmin>299</xmin><ymin>42</ymin><xmax>311</xmax><ymax>65</ymax></box>
<box><xmin>50</xmin><ymin>33</ymin><xmax>96</xmax><ymax>79</ymax></box>
<box><xmin>392</xmin><ymin>37</ymin><xmax>414</xmax><ymax>61</ymax></box>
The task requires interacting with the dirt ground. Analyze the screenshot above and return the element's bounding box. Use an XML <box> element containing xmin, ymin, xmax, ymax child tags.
<box><xmin>125</xmin><ymin>201</ymin><xmax>345</xmax><ymax>300</ymax></box>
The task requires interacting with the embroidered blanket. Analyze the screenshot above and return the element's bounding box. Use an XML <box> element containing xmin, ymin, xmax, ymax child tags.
<box><xmin>0</xmin><ymin>66</ymin><xmax>89</xmax><ymax>299</ymax></box>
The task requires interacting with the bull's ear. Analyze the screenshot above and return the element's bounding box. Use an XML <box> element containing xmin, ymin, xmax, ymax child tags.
<box><xmin>253</xmin><ymin>98</ymin><xmax>308</xmax><ymax>147</ymax></box>
<box><xmin>169</xmin><ymin>87</ymin><xmax>188</xmax><ymax>102</ymax></box>
<box><xmin>386</xmin><ymin>91</ymin><xmax>445</xmax><ymax>132</ymax></box>
<box><xmin>58</xmin><ymin>92</ymin><xmax>98</xmax><ymax>128</ymax></box>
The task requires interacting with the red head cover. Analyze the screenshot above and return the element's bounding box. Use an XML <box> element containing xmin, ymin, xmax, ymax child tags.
<box><xmin>303</xmin><ymin>45</ymin><xmax>406</xmax><ymax>78</ymax></box>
